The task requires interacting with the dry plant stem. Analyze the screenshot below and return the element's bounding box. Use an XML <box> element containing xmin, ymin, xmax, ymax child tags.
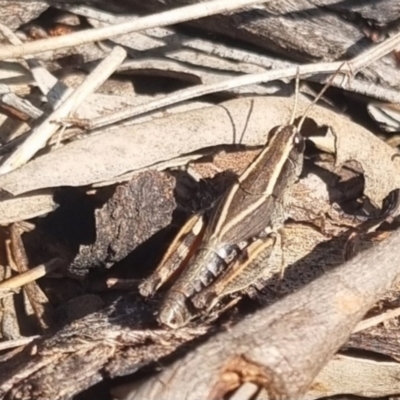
<box><xmin>0</xmin><ymin>46</ymin><xmax>127</xmax><ymax>175</ymax></box>
<box><xmin>9</xmin><ymin>225</ymin><xmax>54</xmax><ymax>331</ymax></box>
<box><xmin>90</xmin><ymin>33</ymin><xmax>400</xmax><ymax>129</ymax></box>
<box><xmin>350</xmin><ymin>32</ymin><xmax>400</xmax><ymax>72</ymax></box>
<box><xmin>353</xmin><ymin>307</ymin><xmax>400</xmax><ymax>333</ymax></box>
<box><xmin>0</xmin><ymin>259</ymin><xmax>63</xmax><ymax>291</ymax></box>
<box><xmin>0</xmin><ymin>335</ymin><xmax>39</xmax><ymax>352</ymax></box>
<box><xmin>0</xmin><ymin>0</ymin><xmax>272</xmax><ymax>60</ymax></box>
<box><xmin>90</xmin><ymin>61</ymin><xmax>340</xmax><ymax>129</ymax></box>
<box><xmin>130</xmin><ymin>229</ymin><xmax>400</xmax><ymax>400</ymax></box>
<box><xmin>0</xmin><ymin>263</ymin><xmax>20</xmax><ymax>339</ymax></box>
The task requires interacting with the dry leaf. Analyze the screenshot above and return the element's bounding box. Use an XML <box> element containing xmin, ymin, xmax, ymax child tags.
<box><xmin>306</xmin><ymin>354</ymin><xmax>400</xmax><ymax>399</ymax></box>
<box><xmin>0</xmin><ymin>191</ymin><xmax>56</xmax><ymax>225</ymax></box>
<box><xmin>0</xmin><ymin>96</ymin><xmax>277</xmax><ymax>194</ymax></box>
<box><xmin>0</xmin><ymin>96</ymin><xmax>398</xmax><ymax>209</ymax></box>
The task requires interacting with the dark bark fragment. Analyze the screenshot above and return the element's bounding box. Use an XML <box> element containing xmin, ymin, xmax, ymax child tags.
<box><xmin>0</xmin><ymin>296</ymin><xmax>209</xmax><ymax>400</ymax></box>
<box><xmin>347</xmin><ymin>329</ymin><xmax>400</xmax><ymax>360</ymax></box>
<box><xmin>69</xmin><ymin>170</ymin><xmax>176</xmax><ymax>275</ymax></box>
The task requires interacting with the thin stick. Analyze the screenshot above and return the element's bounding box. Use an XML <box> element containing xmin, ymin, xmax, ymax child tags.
<box><xmin>0</xmin><ymin>335</ymin><xmax>40</xmax><ymax>351</ymax></box>
<box><xmin>0</xmin><ymin>0</ymin><xmax>273</xmax><ymax>60</ymax></box>
<box><xmin>353</xmin><ymin>307</ymin><xmax>400</xmax><ymax>333</ymax></box>
<box><xmin>0</xmin><ymin>258</ymin><xmax>63</xmax><ymax>291</ymax></box>
<box><xmin>89</xmin><ymin>32</ymin><xmax>400</xmax><ymax>130</ymax></box>
<box><xmin>0</xmin><ymin>46</ymin><xmax>127</xmax><ymax>175</ymax></box>
<box><xmin>349</xmin><ymin>32</ymin><xmax>400</xmax><ymax>73</ymax></box>
<box><xmin>90</xmin><ymin>62</ymin><xmax>342</xmax><ymax>129</ymax></box>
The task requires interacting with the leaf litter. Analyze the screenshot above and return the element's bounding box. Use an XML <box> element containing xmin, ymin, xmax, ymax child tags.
<box><xmin>0</xmin><ymin>2</ymin><xmax>400</xmax><ymax>400</ymax></box>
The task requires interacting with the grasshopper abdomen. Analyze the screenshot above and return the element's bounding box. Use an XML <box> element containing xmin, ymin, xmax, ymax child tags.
<box><xmin>157</xmin><ymin>242</ymin><xmax>242</xmax><ymax>327</ymax></box>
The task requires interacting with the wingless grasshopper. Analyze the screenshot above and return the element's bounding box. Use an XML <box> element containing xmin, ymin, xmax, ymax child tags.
<box><xmin>139</xmin><ymin>115</ymin><xmax>305</xmax><ymax>328</ymax></box>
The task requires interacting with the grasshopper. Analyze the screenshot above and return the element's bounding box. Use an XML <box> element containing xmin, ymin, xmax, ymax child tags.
<box><xmin>138</xmin><ymin>66</ymin><xmax>352</xmax><ymax>328</ymax></box>
<box><xmin>139</xmin><ymin>120</ymin><xmax>305</xmax><ymax>328</ymax></box>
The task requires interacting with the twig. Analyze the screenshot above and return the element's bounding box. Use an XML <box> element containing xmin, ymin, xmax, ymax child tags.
<box><xmin>353</xmin><ymin>307</ymin><xmax>400</xmax><ymax>333</ymax></box>
<box><xmin>89</xmin><ymin>32</ymin><xmax>400</xmax><ymax>130</ymax></box>
<box><xmin>0</xmin><ymin>258</ymin><xmax>63</xmax><ymax>291</ymax></box>
<box><xmin>0</xmin><ymin>261</ymin><xmax>20</xmax><ymax>338</ymax></box>
<box><xmin>0</xmin><ymin>0</ymin><xmax>273</xmax><ymax>60</ymax></box>
<box><xmin>0</xmin><ymin>92</ymin><xmax>43</xmax><ymax>120</ymax></box>
<box><xmin>0</xmin><ymin>336</ymin><xmax>40</xmax><ymax>352</ymax></box>
<box><xmin>8</xmin><ymin>224</ymin><xmax>55</xmax><ymax>331</ymax></box>
<box><xmin>89</xmin><ymin>62</ymin><xmax>341</xmax><ymax>129</ymax></box>
<box><xmin>0</xmin><ymin>46</ymin><xmax>127</xmax><ymax>175</ymax></box>
<box><xmin>0</xmin><ymin>21</ymin><xmax>69</xmax><ymax>147</ymax></box>
<box><xmin>350</xmin><ymin>32</ymin><xmax>400</xmax><ymax>73</ymax></box>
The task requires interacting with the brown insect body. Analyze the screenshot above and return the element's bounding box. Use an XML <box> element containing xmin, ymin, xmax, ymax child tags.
<box><xmin>155</xmin><ymin>125</ymin><xmax>305</xmax><ymax>328</ymax></box>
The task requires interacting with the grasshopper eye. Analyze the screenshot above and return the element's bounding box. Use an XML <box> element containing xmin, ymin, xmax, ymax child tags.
<box><xmin>293</xmin><ymin>133</ymin><xmax>305</xmax><ymax>153</ymax></box>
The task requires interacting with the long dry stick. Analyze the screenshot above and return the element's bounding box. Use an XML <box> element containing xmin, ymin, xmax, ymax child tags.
<box><xmin>0</xmin><ymin>336</ymin><xmax>40</xmax><ymax>352</ymax></box>
<box><xmin>0</xmin><ymin>0</ymin><xmax>272</xmax><ymax>60</ymax></box>
<box><xmin>0</xmin><ymin>46</ymin><xmax>127</xmax><ymax>175</ymax></box>
<box><xmin>89</xmin><ymin>32</ymin><xmax>400</xmax><ymax>129</ymax></box>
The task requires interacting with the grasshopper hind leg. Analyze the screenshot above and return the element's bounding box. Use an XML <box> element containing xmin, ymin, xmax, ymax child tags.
<box><xmin>192</xmin><ymin>234</ymin><xmax>277</xmax><ymax>311</ymax></box>
<box><xmin>139</xmin><ymin>212</ymin><xmax>205</xmax><ymax>297</ymax></box>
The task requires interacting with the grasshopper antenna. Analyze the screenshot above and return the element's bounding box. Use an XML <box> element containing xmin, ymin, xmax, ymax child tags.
<box><xmin>297</xmin><ymin>61</ymin><xmax>346</xmax><ymax>133</ymax></box>
<box><xmin>289</xmin><ymin>67</ymin><xmax>300</xmax><ymax>125</ymax></box>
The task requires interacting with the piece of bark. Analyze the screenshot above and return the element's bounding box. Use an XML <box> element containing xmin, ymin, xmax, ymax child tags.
<box><xmin>77</xmin><ymin>2</ymin><xmax>400</xmax><ymax>104</ymax></box>
<box><xmin>0</xmin><ymin>1</ymin><xmax>48</xmax><ymax>30</ymax></box>
<box><xmin>327</xmin><ymin>0</ymin><xmax>400</xmax><ymax>26</ymax></box>
<box><xmin>127</xmin><ymin>229</ymin><xmax>400</xmax><ymax>400</ymax></box>
<box><xmin>0</xmin><ymin>296</ymin><xmax>208</xmax><ymax>400</ymax></box>
<box><xmin>132</xmin><ymin>0</ymin><xmax>361</xmax><ymax>61</ymax></box>
<box><xmin>281</xmin><ymin>355</ymin><xmax>400</xmax><ymax>400</ymax></box>
<box><xmin>70</xmin><ymin>170</ymin><xmax>176</xmax><ymax>275</ymax></box>
<box><xmin>346</xmin><ymin>329</ymin><xmax>400</xmax><ymax>361</ymax></box>
<box><xmin>123</xmin><ymin>0</ymin><xmax>400</xmax><ymax>91</ymax></box>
